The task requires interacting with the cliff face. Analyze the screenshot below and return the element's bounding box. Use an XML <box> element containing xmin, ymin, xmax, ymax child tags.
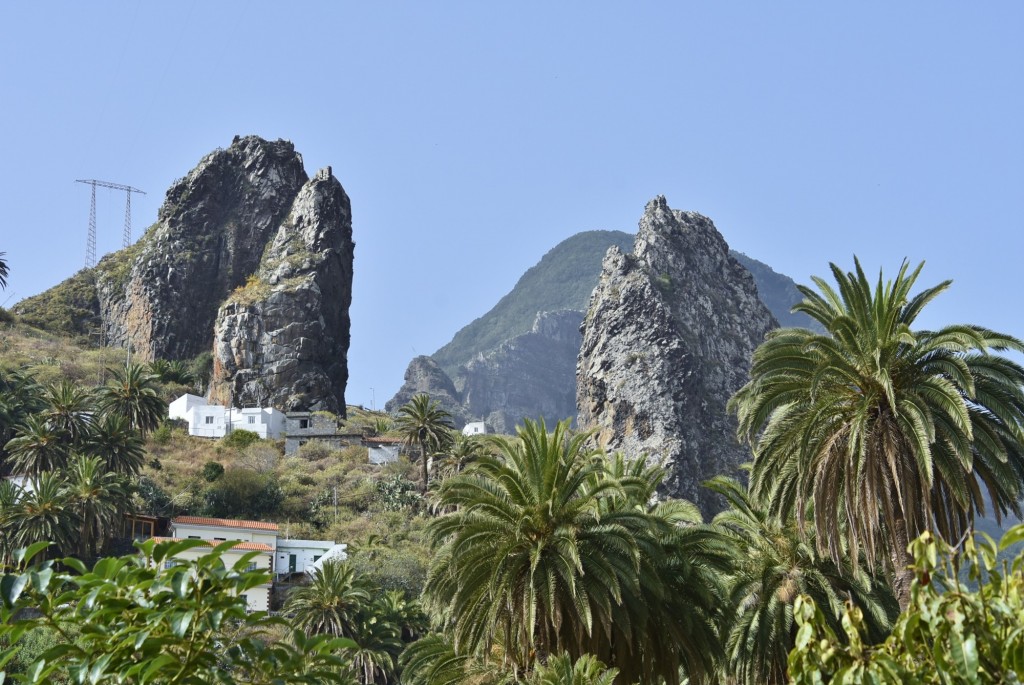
<box><xmin>386</xmin><ymin>310</ymin><xmax>581</xmax><ymax>431</ymax></box>
<box><xmin>576</xmin><ymin>197</ymin><xmax>777</xmax><ymax>517</ymax></box>
<box><xmin>99</xmin><ymin>136</ymin><xmax>308</xmax><ymax>361</ymax></box>
<box><xmin>456</xmin><ymin>310</ymin><xmax>582</xmax><ymax>433</ymax></box>
<box><xmin>208</xmin><ymin>167</ymin><xmax>354</xmax><ymax>414</ymax></box>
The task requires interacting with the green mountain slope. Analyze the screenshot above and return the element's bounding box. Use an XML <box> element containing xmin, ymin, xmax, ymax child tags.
<box><xmin>431</xmin><ymin>230</ymin><xmax>636</xmax><ymax>376</ymax></box>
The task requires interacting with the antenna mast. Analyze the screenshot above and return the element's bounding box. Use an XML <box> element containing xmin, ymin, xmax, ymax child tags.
<box><xmin>76</xmin><ymin>179</ymin><xmax>146</xmax><ymax>267</ymax></box>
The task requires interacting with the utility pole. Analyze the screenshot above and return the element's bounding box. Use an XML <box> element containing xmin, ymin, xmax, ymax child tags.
<box><xmin>76</xmin><ymin>179</ymin><xmax>146</xmax><ymax>267</ymax></box>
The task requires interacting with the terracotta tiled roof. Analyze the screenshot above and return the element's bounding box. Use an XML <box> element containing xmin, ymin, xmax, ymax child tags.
<box><xmin>363</xmin><ymin>436</ymin><xmax>404</xmax><ymax>445</ymax></box>
<box><xmin>152</xmin><ymin>536</ymin><xmax>273</xmax><ymax>552</ymax></box>
<box><xmin>172</xmin><ymin>516</ymin><xmax>279</xmax><ymax>532</ymax></box>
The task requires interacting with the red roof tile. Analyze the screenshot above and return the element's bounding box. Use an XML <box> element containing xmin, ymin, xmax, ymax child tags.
<box><xmin>172</xmin><ymin>516</ymin><xmax>279</xmax><ymax>532</ymax></box>
<box><xmin>152</xmin><ymin>537</ymin><xmax>273</xmax><ymax>552</ymax></box>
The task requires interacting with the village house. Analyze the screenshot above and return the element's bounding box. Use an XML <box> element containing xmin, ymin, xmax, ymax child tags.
<box><xmin>169</xmin><ymin>394</ymin><xmax>286</xmax><ymax>439</ymax></box>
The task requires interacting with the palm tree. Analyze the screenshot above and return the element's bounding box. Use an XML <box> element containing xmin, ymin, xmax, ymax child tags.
<box><xmin>285</xmin><ymin>560</ymin><xmax>373</xmax><ymax>639</ymax></box>
<box><xmin>65</xmin><ymin>455</ymin><xmax>131</xmax><ymax>560</ymax></box>
<box><xmin>10</xmin><ymin>470</ymin><xmax>77</xmax><ymax>557</ymax></box>
<box><xmin>149</xmin><ymin>359</ymin><xmax>197</xmax><ymax>387</ymax></box>
<box><xmin>6</xmin><ymin>413</ymin><xmax>70</xmax><ymax>476</ymax></box>
<box><xmin>0</xmin><ymin>478</ymin><xmax>23</xmax><ymax>565</ymax></box>
<box><xmin>435</xmin><ymin>432</ymin><xmax>485</xmax><ymax>479</ymax></box>
<box><xmin>707</xmin><ymin>476</ymin><xmax>897</xmax><ymax>685</ymax></box>
<box><xmin>0</xmin><ymin>368</ymin><xmax>45</xmax><ymax>472</ymax></box>
<box><xmin>729</xmin><ymin>259</ymin><xmax>1024</xmax><ymax>607</ymax></box>
<box><xmin>84</xmin><ymin>413</ymin><xmax>146</xmax><ymax>475</ymax></box>
<box><xmin>97</xmin><ymin>363</ymin><xmax>167</xmax><ymax>437</ymax></box>
<box><xmin>42</xmin><ymin>379</ymin><xmax>96</xmax><ymax>448</ymax></box>
<box><xmin>425</xmin><ymin>419</ymin><xmax>725</xmax><ymax>684</ymax></box>
<box><xmin>527</xmin><ymin>654</ymin><xmax>618</xmax><ymax>685</ymax></box>
<box><xmin>0</xmin><ymin>251</ymin><xmax>8</xmax><ymax>289</ymax></box>
<box><xmin>395</xmin><ymin>394</ymin><xmax>453</xmax><ymax>492</ymax></box>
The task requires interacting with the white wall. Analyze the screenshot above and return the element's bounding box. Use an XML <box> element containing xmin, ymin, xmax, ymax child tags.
<box><xmin>169</xmin><ymin>394</ymin><xmax>208</xmax><ymax>422</ymax></box>
<box><xmin>276</xmin><ymin>539</ymin><xmax>341</xmax><ymax>575</ymax></box>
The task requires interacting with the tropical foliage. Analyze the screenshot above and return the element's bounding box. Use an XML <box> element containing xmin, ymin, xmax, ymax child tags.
<box><xmin>788</xmin><ymin>526</ymin><xmax>1024</xmax><ymax>683</ymax></box>
<box><xmin>730</xmin><ymin>258</ymin><xmax>1024</xmax><ymax>605</ymax></box>
<box><xmin>424</xmin><ymin>418</ymin><xmax>727</xmax><ymax>684</ymax></box>
<box><xmin>97</xmin><ymin>362</ymin><xmax>167</xmax><ymax>437</ymax></box>
<box><xmin>707</xmin><ymin>475</ymin><xmax>897</xmax><ymax>684</ymax></box>
<box><xmin>0</xmin><ymin>540</ymin><xmax>360</xmax><ymax>684</ymax></box>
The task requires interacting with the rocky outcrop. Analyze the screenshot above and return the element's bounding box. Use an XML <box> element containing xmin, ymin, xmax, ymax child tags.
<box><xmin>207</xmin><ymin>166</ymin><xmax>354</xmax><ymax>414</ymax></box>
<box><xmin>384</xmin><ymin>356</ymin><xmax>469</xmax><ymax>425</ymax></box>
<box><xmin>15</xmin><ymin>135</ymin><xmax>354</xmax><ymax>413</ymax></box>
<box><xmin>576</xmin><ymin>197</ymin><xmax>777</xmax><ymax>518</ymax></box>
<box><xmin>99</xmin><ymin>136</ymin><xmax>309</xmax><ymax>361</ymax></box>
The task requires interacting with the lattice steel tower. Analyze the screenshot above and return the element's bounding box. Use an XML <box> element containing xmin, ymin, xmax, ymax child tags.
<box><xmin>76</xmin><ymin>179</ymin><xmax>146</xmax><ymax>268</ymax></box>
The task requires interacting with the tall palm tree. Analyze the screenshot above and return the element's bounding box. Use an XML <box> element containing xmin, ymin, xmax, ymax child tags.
<box><xmin>0</xmin><ymin>251</ymin><xmax>8</xmax><ymax>289</ymax></box>
<box><xmin>425</xmin><ymin>419</ymin><xmax>725</xmax><ymax>684</ymax></box>
<box><xmin>10</xmin><ymin>470</ymin><xmax>77</xmax><ymax>558</ymax></box>
<box><xmin>395</xmin><ymin>394</ymin><xmax>453</xmax><ymax>492</ymax></box>
<box><xmin>97</xmin><ymin>363</ymin><xmax>167</xmax><ymax>437</ymax></box>
<box><xmin>285</xmin><ymin>560</ymin><xmax>373</xmax><ymax>639</ymax></box>
<box><xmin>6</xmin><ymin>413</ymin><xmax>70</xmax><ymax>476</ymax></box>
<box><xmin>729</xmin><ymin>258</ymin><xmax>1024</xmax><ymax>607</ymax></box>
<box><xmin>84</xmin><ymin>413</ymin><xmax>146</xmax><ymax>475</ymax></box>
<box><xmin>65</xmin><ymin>455</ymin><xmax>131</xmax><ymax>560</ymax></box>
<box><xmin>707</xmin><ymin>476</ymin><xmax>897</xmax><ymax>685</ymax></box>
<box><xmin>0</xmin><ymin>368</ymin><xmax>45</xmax><ymax>471</ymax></box>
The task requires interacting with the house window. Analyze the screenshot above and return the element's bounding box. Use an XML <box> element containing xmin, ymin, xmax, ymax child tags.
<box><xmin>205</xmin><ymin>416</ymin><xmax>215</xmax><ymax>425</ymax></box>
<box><xmin>214</xmin><ymin>537</ymin><xmax>226</xmax><ymax>541</ymax></box>
<box><xmin>313</xmin><ymin>555</ymin><xmax>321</xmax><ymax>562</ymax></box>
<box><xmin>299</xmin><ymin>419</ymin><xmax>309</xmax><ymax>429</ymax></box>
<box><xmin>188</xmin><ymin>535</ymin><xmax>200</xmax><ymax>539</ymax></box>
<box><xmin>248</xmin><ymin>416</ymin><xmax>256</xmax><ymax>424</ymax></box>
<box><xmin>163</xmin><ymin>560</ymin><xmax>175</xmax><ymax>570</ymax></box>
<box><xmin>245</xmin><ymin>562</ymin><xmax>258</xmax><ymax>572</ymax></box>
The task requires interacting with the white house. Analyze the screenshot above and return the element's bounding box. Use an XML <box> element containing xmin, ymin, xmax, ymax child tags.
<box><xmin>158</xmin><ymin>516</ymin><xmax>340</xmax><ymax>611</ymax></box>
<box><xmin>276</xmin><ymin>539</ymin><xmax>345</xmax><ymax>577</ymax></box>
<box><xmin>168</xmin><ymin>394</ymin><xmax>286</xmax><ymax>439</ymax></box>
<box><xmin>462</xmin><ymin>421</ymin><xmax>488</xmax><ymax>436</ymax></box>
<box><xmin>161</xmin><ymin>515</ymin><xmax>281</xmax><ymax>612</ymax></box>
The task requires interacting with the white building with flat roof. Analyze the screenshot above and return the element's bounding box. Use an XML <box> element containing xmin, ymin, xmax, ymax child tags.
<box><xmin>169</xmin><ymin>394</ymin><xmax>285</xmax><ymax>439</ymax></box>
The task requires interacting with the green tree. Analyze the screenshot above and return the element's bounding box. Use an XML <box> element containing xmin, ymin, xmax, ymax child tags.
<box><xmin>425</xmin><ymin>419</ymin><xmax>725</xmax><ymax>684</ymax></box>
<box><xmin>64</xmin><ymin>455</ymin><xmax>131</xmax><ymax>560</ymax></box>
<box><xmin>148</xmin><ymin>358</ymin><xmax>196</xmax><ymax>387</ymax></box>
<box><xmin>97</xmin><ymin>363</ymin><xmax>167</xmax><ymax>437</ymax></box>
<box><xmin>0</xmin><ymin>478</ymin><xmax>23</xmax><ymax>565</ymax></box>
<box><xmin>285</xmin><ymin>559</ymin><xmax>373</xmax><ymax>639</ymax></box>
<box><xmin>0</xmin><ymin>250</ymin><xmax>8</xmax><ymax>289</ymax></box>
<box><xmin>0</xmin><ymin>539</ymin><xmax>360</xmax><ymax>684</ymax></box>
<box><xmin>9</xmin><ymin>471</ymin><xmax>77</xmax><ymax>557</ymax></box>
<box><xmin>527</xmin><ymin>654</ymin><xmax>618</xmax><ymax>685</ymax></box>
<box><xmin>788</xmin><ymin>526</ymin><xmax>1024</xmax><ymax>683</ymax></box>
<box><xmin>83</xmin><ymin>413</ymin><xmax>146</xmax><ymax>475</ymax></box>
<box><xmin>395</xmin><ymin>394</ymin><xmax>453</xmax><ymax>493</ymax></box>
<box><xmin>706</xmin><ymin>475</ymin><xmax>897</xmax><ymax>685</ymax></box>
<box><xmin>6</xmin><ymin>414</ymin><xmax>70</xmax><ymax>476</ymax></box>
<box><xmin>435</xmin><ymin>432</ymin><xmax>485</xmax><ymax>479</ymax></box>
<box><xmin>0</xmin><ymin>368</ymin><xmax>45</xmax><ymax>469</ymax></box>
<box><xmin>41</xmin><ymin>379</ymin><xmax>95</xmax><ymax>448</ymax></box>
<box><xmin>730</xmin><ymin>259</ymin><xmax>1024</xmax><ymax>607</ymax></box>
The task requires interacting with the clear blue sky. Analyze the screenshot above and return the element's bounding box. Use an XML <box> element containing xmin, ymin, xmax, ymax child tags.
<box><xmin>2</xmin><ymin>3</ymin><xmax>1022</xmax><ymax>409</ymax></box>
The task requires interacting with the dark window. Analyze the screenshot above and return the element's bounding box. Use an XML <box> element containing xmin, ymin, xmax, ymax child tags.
<box><xmin>299</xmin><ymin>419</ymin><xmax>310</xmax><ymax>429</ymax></box>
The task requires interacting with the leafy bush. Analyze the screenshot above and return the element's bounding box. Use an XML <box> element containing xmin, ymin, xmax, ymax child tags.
<box><xmin>202</xmin><ymin>467</ymin><xmax>283</xmax><ymax>520</ymax></box>
<box><xmin>221</xmin><ymin>428</ymin><xmax>261</xmax><ymax>450</ymax></box>
<box><xmin>201</xmin><ymin>461</ymin><xmax>225</xmax><ymax>482</ymax></box>
<box><xmin>789</xmin><ymin>525</ymin><xmax>1024</xmax><ymax>683</ymax></box>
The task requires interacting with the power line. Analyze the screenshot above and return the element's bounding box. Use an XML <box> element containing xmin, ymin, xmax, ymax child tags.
<box><xmin>76</xmin><ymin>179</ymin><xmax>146</xmax><ymax>267</ymax></box>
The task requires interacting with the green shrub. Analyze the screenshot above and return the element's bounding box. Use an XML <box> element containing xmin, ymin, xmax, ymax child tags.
<box><xmin>150</xmin><ymin>423</ymin><xmax>173</xmax><ymax>445</ymax></box>
<box><xmin>220</xmin><ymin>428</ymin><xmax>261</xmax><ymax>450</ymax></box>
<box><xmin>201</xmin><ymin>461</ymin><xmax>225</xmax><ymax>482</ymax></box>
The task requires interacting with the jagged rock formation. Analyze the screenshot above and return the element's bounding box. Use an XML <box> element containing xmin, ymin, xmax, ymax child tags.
<box><xmin>208</xmin><ymin>166</ymin><xmax>354</xmax><ymax>413</ymax></box>
<box><xmin>577</xmin><ymin>196</ymin><xmax>777</xmax><ymax>518</ymax></box>
<box><xmin>100</xmin><ymin>136</ymin><xmax>309</xmax><ymax>360</ymax></box>
<box><xmin>16</xmin><ymin>135</ymin><xmax>354</xmax><ymax>412</ymax></box>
